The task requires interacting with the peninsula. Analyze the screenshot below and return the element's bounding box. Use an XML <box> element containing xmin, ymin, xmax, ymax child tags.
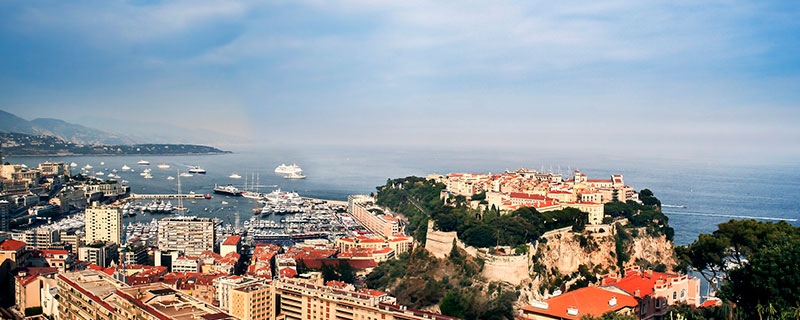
<box><xmin>0</xmin><ymin>132</ymin><xmax>230</xmax><ymax>156</ymax></box>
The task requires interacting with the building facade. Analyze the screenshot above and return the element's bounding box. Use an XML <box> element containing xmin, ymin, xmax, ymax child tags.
<box><xmin>157</xmin><ymin>216</ymin><xmax>215</xmax><ymax>256</ymax></box>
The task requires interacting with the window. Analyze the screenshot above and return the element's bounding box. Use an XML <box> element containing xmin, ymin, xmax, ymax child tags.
<box><xmin>673</xmin><ymin>292</ymin><xmax>677</xmax><ymax>300</ymax></box>
<box><xmin>681</xmin><ymin>289</ymin><xmax>686</xmax><ymax>298</ymax></box>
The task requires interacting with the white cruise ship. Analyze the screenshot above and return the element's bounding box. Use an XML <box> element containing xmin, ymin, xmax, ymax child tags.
<box><xmin>275</xmin><ymin>163</ymin><xmax>303</xmax><ymax>175</ymax></box>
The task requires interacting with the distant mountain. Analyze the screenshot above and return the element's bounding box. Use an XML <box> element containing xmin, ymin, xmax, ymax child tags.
<box><xmin>0</xmin><ymin>109</ymin><xmax>137</xmax><ymax>145</ymax></box>
<box><xmin>76</xmin><ymin>117</ymin><xmax>252</xmax><ymax>146</ymax></box>
<box><xmin>30</xmin><ymin>118</ymin><xmax>136</xmax><ymax>145</ymax></box>
<box><xmin>0</xmin><ymin>109</ymin><xmax>39</xmax><ymax>134</ymax></box>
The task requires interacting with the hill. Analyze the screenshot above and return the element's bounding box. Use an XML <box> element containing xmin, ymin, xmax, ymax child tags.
<box><xmin>0</xmin><ymin>109</ymin><xmax>136</xmax><ymax>145</ymax></box>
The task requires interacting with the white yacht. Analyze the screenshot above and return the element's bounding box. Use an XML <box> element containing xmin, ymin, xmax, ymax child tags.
<box><xmin>180</xmin><ymin>172</ymin><xmax>194</xmax><ymax>177</ymax></box>
<box><xmin>157</xmin><ymin>163</ymin><xmax>170</xmax><ymax>169</ymax></box>
<box><xmin>188</xmin><ymin>166</ymin><xmax>206</xmax><ymax>174</ymax></box>
<box><xmin>137</xmin><ymin>160</ymin><xmax>150</xmax><ymax>165</ymax></box>
<box><xmin>274</xmin><ymin>163</ymin><xmax>303</xmax><ymax>175</ymax></box>
<box><xmin>84</xmin><ymin>164</ymin><xmax>93</xmax><ymax>169</ymax></box>
<box><xmin>100</xmin><ymin>161</ymin><xmax>105</xmax><ymax>165</ymax></box>
<box><xmin>121</xmin><ymin>165</ymin><xmax>131</xmax><ymax>171</ymax></box>
<box><xmin>229</xmin><ymin>173</ymin><xmax>242</xmax><ymax>179</ymax></box>
<box><xmin>143</xmin><ymin>174</ymin><xmax>153</xmax><ymax>179</ymax></box>
<box><xmin>283</xmin><ymin>172</ymin><xmax>306</xmax><ymax>179</ymax></box>
<box><xmin>96</xmin><ymin>171</ymin><xmax>105</xmax><ymax>176</ymax></box>
<box><xmin>70</xmin><ymin>162</ymin><xmax>78</xmax><ymax>167</ymax></box>
<box><xmin>167</xmin><ymin>176</ymin><xmax>175</xmax><ymax>180</ymax></box>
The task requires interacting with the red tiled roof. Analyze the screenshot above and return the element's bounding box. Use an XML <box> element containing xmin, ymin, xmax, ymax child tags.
<box><xmin>0</xmin><ymin>239</ymin><xmax>26</xmax><ymax>251</ymax></box>
<box><xmin>521</xmin><ymin>286</ymin><xmax>637</xmax><ymax>320</ymax></box>
<box><xmin>222</xmin><ymin>235</ymin><xmax>241</xmax><ymax>246</ymax></box>
<box><xmin>602</xmin><ymin>271</ymin><xmax>681</xmax><ymax>298</ymax></box>
<box><xmin>509</xmin><ymin>192</ymin><xmax>547</xmax><ymax>200</ymax></box>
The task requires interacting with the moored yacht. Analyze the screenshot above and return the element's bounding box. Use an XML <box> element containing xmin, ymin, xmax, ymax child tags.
<box><xmin>121</xmin><ymin>165</ymin><xmax>131</xmax><ymax>171</ymax></box>
<box><xmin>214</xmin><ymin>184</ymin><xmax>242</xmax><ymax>196</ymax></box>
<box><xmin>157</xmin><ymin>163</ymin><xmax>170</xmax><ymax>169</ymax></box>
<box><xmin>275</xmin><ymin>163</ymin><xmax>303</xmax><ymax>175</ymax></box>
<box><xmin>229</xmin><ymin>173</ymin><xmax>242</xmax><ymax>179</ymax></box>
<box><xmin>137</xmin><ymin>160</ymin><xmax>150</xmax><ymax>165</ymax></box>
<box><xmin>188</xmin><ymin>166</ymin><xmax>206</xmax><ymax>174</ymax></box>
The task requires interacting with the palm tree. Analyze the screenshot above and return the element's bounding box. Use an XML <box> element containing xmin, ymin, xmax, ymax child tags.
<box><xmin>768</xmin><ymin>303</ymin><xmax>778</xmax><ymax>320</ymax></box>
<box><xmin>758</xmin><ymin>304</ymin><xmax>766</xmax><ymax>320</ymax></box>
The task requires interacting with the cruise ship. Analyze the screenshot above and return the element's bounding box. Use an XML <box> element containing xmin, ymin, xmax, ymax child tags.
<box><xmin>188</xmin><ymin>166</ymin><xmax>207</xmax><ymax>174</ymax></box>
<box><xmin>275</xmin><ymin>163</ymin><xmax>303</xmax><ymax>175</ymax></box>
<box><xmin>213</xmin><ymin>184</ymin><xmax>242</xmax><ymax>196</ymax></box>
<box><xmin>137</xmin><ymin>160</ymin><xmax>150</xmax><ymax>165</ymax></box>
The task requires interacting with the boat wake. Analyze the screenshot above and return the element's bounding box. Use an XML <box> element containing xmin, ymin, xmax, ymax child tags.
<box><xmin>662</xmin><ymin>210</ymin><xmax>798</xmax><ymax>222</ymax></box>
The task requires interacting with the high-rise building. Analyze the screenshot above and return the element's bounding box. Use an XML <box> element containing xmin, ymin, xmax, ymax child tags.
<box><xmin>230</xmin><ymin>283</ymin><xmax>273</xmax><ymax>320</ymax></box>
<box><xmin>85</xmin><ymin>205</ymin><xmax>122</xmax><ymax>245</ymax></box>
<box><xmin>0</xmin><ymin>200</ymin><xmax>10</xmax><ymax>232</ymax></box>
<box><xmin>157</xmin><ymin>216</ymin><xmax>215</xmax><ymax>256</ymax></box>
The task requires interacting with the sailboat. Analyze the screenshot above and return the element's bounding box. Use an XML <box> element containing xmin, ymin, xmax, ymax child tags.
<box><xmin>242</xmin><ymin>173</ymin><xmax>261</xmax><ymax>199</ymax></box>
<box><xmin>174</xmin><ymin>169</ymin><xmax>189</xmax><ymax>212</ymax></box>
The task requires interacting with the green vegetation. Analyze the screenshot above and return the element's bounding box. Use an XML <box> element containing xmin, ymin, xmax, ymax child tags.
<box><xmin>25</xmin><ymin>306</ymin><xmax>43</xmax><ymax>317</ymax></box>
<box><xmin>0</xmin><ymin>132</ymin><xmax>229</xmax><ymax>156</ymax></box>
<box><xmin>321</xmin><ymin>261</ymin><xmax>356</xmax><ymax>283</ymax></box>
<box><xmin>676</xmin><ymin>219</ymin><xmax>800</xmax><ymax>319</ymax></box>
<box><xmin>580</xmin><ymin>311</ymin><xmax>637</xmax><ymax>320</ymax></box>
<box><xmin>604</xmin><ymin>198</ymin><xmax>673</xmax><ymax>241</ymax></box>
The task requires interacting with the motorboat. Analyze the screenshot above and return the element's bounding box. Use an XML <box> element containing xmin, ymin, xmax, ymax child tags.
<box><xmin>157</xmin><ymin>163</ymin><xmax>170</xmax><ymax>169</ymax></box>
<box><xmin>229</xmin><ymin>173</ymin><xmax>242</xmax><ymax>179</ymax></box>
<box><xmin>188</xmin><ymin>166</ymin><xmax>206</xmax><ymax>174</ymax></box>
<box><xmin>137</xmin><ymin>160</ymin><xmax>150</xmax><ymax>165</ymax></box>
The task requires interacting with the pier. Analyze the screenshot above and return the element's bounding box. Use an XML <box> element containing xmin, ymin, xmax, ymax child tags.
<box><xmin>129</xmin><ymin>193</ymin><xmax>208</xmax><ymax>200</ymax></box>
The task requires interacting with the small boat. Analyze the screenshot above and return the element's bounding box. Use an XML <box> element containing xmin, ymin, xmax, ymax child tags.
<box><xmin>229</xmin><ymin>173</ymin><xmax>242</xmax><ymax>179</ymax></box>
<box><xmin>143</xmin><ymin>174</ymin><xmax>153</xmax><ymax>179</ymax></box>
<box><xmin>112</xmin><ymin>169</ymin><xmax>118</xmax><ymax>173</ymax></box>
<box><xmin>137</xmin><ymin>160</ymin><xmax>150</xmax><ymax>165</ymax></box>
<box><xmin>121</xmin><ymin>180</ymin><xmax>129</xmax><ymax>184</ymax></box>
<box><xmin>70</xmin><ymin>162</ymin><xmax>78</xmax><ymax>167</ymax></box>
<box><xmin>121</xmin><ymin>165</ymin><xmax>131</xmax><ymax>171</ymax></box>
<box><xmin>84</xmin><ymin>164</ymin><xmax>93</xmax><ymax>169</ymax></box>
<box><xmin>100</xmin><ymin>161</ymin><xmax>105</xmax><ymax>165</ymax></box>
<box><xmin>96</xmin><ymin>172</ymin><xmax>105</xmax><ymax>176</ymax></box>
<box><xmin>180</xmin><ymin>172</ymin><xmax>193</xmax><ymax>177</ymax></box>
<box><xmin>221</xmin><ymin>201</ymin><xmax>229</xmax><ymax>205</ymax></box>
<box><xmin>204</xmin><ymin>194</ymin><xmax>212</xmax><ymax>199</ymax></box>
<box><xmin>157</xmin><ymin>163</ymin><xmax>170</xmax><ymax>169</ymax></box>
<box><xmin>188</xmin><ymin>166</ymin><xmax>206</xmax><ymax>174</ymax></box>
<box><xmin>167</xmin><ymin>176</ymin><xmax>175</xmax><ymax>180</ymax></box>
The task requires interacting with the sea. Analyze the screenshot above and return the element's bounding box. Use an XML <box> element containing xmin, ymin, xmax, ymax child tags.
<box><xmin>7</xmin><ymin>145</ymin><xmax>800</xmax><ymax>246</ymax></box>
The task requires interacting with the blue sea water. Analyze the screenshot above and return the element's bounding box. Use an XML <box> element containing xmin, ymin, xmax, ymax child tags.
<box><xmin>8</xmin><ymin>146</ymin><xmax>800</xmax><ymax>246</ymax></box>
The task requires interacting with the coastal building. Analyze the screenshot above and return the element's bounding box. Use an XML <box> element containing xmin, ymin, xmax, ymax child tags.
<box><xmin>172</xmin><ymin>255</ymin><xmax>202</xmax><ymax>273</ymax></box>
<box><xmin>221</xmin><ymin>235</ymin><xmax>241</xmax><ymax>257</ymax></box>
<box><xmin>0</xmin><ymin>238</ymin><xmax>26</xmax><ymax>263</ymax></box>
<box><xmin>38</xmin><ymin>162</ymin><xmax>68</xmax><ymax>177</ymax></box>
<box><xmin>78</xmin><ymin>242</ymin><xmax>119</xmax><ymax>268</ymax></box>
<box><xmin>348</xmin><ymin>196</ymin><xmax>404</xmax><ymax>238</ymax></box>
<box><xmin>157</xmin><ymin>216</ymin><xmax>215</xmax><ymax>257</ymax></box>
<box><xmin>229</xmin><ymin>283</ymin><xmax>273</xmax><ymax>320</ymax></box>
<box><xmin>57</xmin><ymin>269</ymin><xmax>236</xmax><ymax>320</ymax></box>
<box><xmin>0</xmin><ymin>200</ymin><xmax>10</xmax><ymax>232</ymax></box>
<box><xmin>41</xmin><ymin>249</ymin><xmax>72</xmax><ymax>272</ymax></box>
<box><xmin>520</xmin><ymin>286</ymin><xmax>638</xmax><ymax>320</ymax></box>
<box><xmin>15</xmin><ymin>267</ymin><xmax>59</xmax><ymax>314</ymax></box>
<box><xmin>13</xmin><ymin>226</ymin><xmax>61</xmax><ymax>250</ymax></box>
<box><xmin>273</xmin><ymin>278</ymin><xmax>457</xmax><ymax>320</ymax></box>
<box><xmin>85</xmin><ymin>204</ymin><xmax>122</xmax><ymax>245</ymax></box>
<box><xmin>82</xmin><ymin>181</ymin><xmax>127</xmax><ymax>198</ymax></box>
<box><xmin>57</xmin><ymin>270</ymin><xmax>125</xmax><ymax>320</ymax></box>
<box><xmin>600</xmin><ymin>267</ymin><xmax>701</xmax><ymax>319</ymax></box>
<box><xmin>214</xmin><ymin>276</ymin><xmax>266</xmax><ymax>312</ymax></box>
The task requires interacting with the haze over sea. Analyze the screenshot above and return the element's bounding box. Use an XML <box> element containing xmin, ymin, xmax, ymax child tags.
<box><xmin>8</xmin><ymin>146</ymin><xmax>800</xmax><ymax>246</ymax></box>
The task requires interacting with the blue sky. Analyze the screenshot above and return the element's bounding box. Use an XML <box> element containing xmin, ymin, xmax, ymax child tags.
<box><xmin>1</xmin><ymin>0</ymin><xmax>799</xmax><ymax>159</ymax></box>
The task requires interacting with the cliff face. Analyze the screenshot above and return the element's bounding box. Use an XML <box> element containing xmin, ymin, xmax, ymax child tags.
<box><xmin>528</xmin><ymin>225</ymin><xmax>675</xmax><ymax>299</ymax></box>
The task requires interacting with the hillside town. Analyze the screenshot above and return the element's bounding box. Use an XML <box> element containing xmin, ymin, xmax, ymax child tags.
<box><xmin>0</xmin><ymin>150</ymin><xmax>720</xmax><ymax>320</ymax></box>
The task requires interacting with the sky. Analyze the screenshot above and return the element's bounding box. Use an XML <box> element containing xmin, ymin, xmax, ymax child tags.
<box><xmin>1</xmin><ymin>0</ymin><xmax>799</xmax><ymax>160</ymax></box>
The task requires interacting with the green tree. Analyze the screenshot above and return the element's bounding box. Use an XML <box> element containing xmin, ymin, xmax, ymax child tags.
<box><xmin>719</xmin><ymin>237</ymin><xmax>800</xmax><ymax>318</ymax></box>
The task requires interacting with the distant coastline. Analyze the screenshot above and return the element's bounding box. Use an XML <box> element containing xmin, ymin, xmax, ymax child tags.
<box><xmin>1</xmin><ymin>132</ymin><xmax>231</xmax><ymax>157</ymax></box>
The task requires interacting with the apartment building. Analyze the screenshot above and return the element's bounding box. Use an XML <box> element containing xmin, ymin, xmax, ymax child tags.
<box><xmin>85</xmin><ymin>205</ymin><xmax>122</xmax><ymax>245</ymax></box>
<box><xmin>157</xmin><ymin>216</ymin><xmax>215</xmax><ymax>256</ymax></box>
<box><xmin>230</xmin><ymin>283</ymin><xmax>273</xmax><ymax>320</ymax></box>
<box><xmin>348</xmin><ymin>196</ymin><xmax>404</xmax><ymax>238</ymax></box>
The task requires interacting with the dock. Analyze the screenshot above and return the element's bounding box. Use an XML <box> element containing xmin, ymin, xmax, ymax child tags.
<box><xmin>129</xmin><ymin>193</ymin><xmax>208</xmax><ymax>200</ymax></box>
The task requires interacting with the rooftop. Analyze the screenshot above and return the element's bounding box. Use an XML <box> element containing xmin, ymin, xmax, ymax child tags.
<box><xmin>521</xmin><ymin>286</ymin><xmax>638</xmax><ymax>320</ymax></box>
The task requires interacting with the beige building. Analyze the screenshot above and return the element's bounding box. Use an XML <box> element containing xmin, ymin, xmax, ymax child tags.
<box><xmin>85</xmin><ymin>205</ymin><xmax>122</xmax><ymax>245</ymax></box>
<box><xmin>158</xmin><ymin>216</ymin><xmax>215</xmax><ymax>256</ymax></box>
<box><xmin>0</xmin><ymin>239</ymin><xmax>26</xmax><ymax>263</ymax></box>
<box><xmin>348</xmin><ymin>196</ymin><xmax>403</xmax><ymax>238</ymax></box>
<box><xmin>230</xmin><ymin>283</ymin><xmax>273</xmax><ymax>320</ymax></box>
<box><xmin>274</xmin><ymin>279</ymin><xmax>457</xmax><ymax>320</ymax></box>
<box><xmin>58</xmin><ymin>270</ymin><xmax>236</xmax><ymax>320</ymax></box>
<box><xmin>78</xmin><ymin>242</ymin><xmax>119</xmax><ymax>267</ymax></box>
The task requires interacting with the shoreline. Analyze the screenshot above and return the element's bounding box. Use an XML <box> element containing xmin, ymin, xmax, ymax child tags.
<box><xmin>5</xmin><ymin>152</ymin><xmax>232</xmax><ymax>157</ymax></box>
